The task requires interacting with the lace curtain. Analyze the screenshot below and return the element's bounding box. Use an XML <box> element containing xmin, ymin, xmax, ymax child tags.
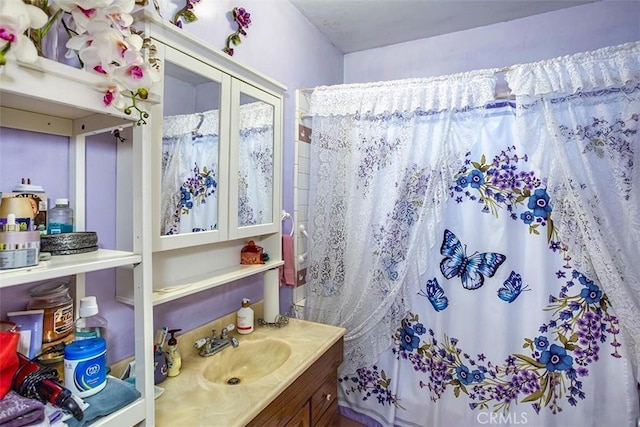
<box><xmin>161</xmin><ymin>109</ymin><xmax>220</xmax><ymax>235</ymax></box>
<box><xmin>505</xmin><ymin>41</ymin><xmax>640</xmax><ymax>371</ymax></box>
<box><xmin>160</xmin><ymin>102</ymin><xmax>274</xmax><ymax>233</ymax></box>
<box><xmin>237</xmin><ymin>101</ymin><xmax>274</xmax><ymax>227</ymax></box>
<box><xmin>304</xmin><ymin>71</ymin><xmax>498</xmax><ymax>373</ymax></box>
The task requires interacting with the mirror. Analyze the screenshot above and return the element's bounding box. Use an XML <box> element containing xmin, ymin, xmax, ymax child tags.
<box><xmin>160</xmin><ymin>60</ymin><xmax>223</xmax><ymax>237</ymax></box>
<box><xmin>237</xmin><ymin>94</ymin><xmax>274</xmax><ymax>228</ymax></box>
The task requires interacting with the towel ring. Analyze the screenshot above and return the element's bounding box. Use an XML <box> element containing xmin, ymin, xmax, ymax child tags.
<box><xmin>281</xmin><ymin>210</ymin><xmax>294</xmax><ymax>236</ymax></box>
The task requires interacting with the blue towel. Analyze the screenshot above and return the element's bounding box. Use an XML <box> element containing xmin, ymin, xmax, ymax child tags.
<box><xmin>66</xmin><ymin>377</ymin><xmax>140</xmax><ymax>427</ymax></box>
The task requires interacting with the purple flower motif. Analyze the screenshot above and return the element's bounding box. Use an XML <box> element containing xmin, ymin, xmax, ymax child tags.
<box><xmin>468</xmin><ymin>169</ymin><xmax>485</xmax><ymax>189</ymax></box>
<box><xmin>456</xmin><ymin>175</ymin><xmax>470</xmax><ymax>188</ymax></box>
<box><xmin>581</xmin><ymin>283</ymin><xmax>603</xmax><ymax>304</ymax></box>
<box><xmin>520</xmin><ymin>211</ymin><xmax>534</xmax><ymax>224</ymax></box>
<box><xmin>534</xmin><ymin>336</ymin><xmax>549</xmax><ymax>351</ymax></box>
<box><xmin>413</xmin><ymin>322</ymin><xmax>426</xmax><ymax>335</ymax></box>
<box><xmin>539</xmin><ymin>344</ymin><xmax>573</xmax><ymax>372</ymax></box>
<box><xmin>456</xmin><ymin>365</ymin><xmax>473</xmax><ymax>385</ymax></box>
<box><xmin>528</xmin><ymin>188</ymin><xmax>552</xmax><ymax>218</ymax></box>
<box><xmin>400</xmin><ymin>326</ymin><xmax>420</xmax><ymax>352</ymax></box>
<box><xmin>471</xmin><ymin>369</ymin><xmax>485</xmax><ymax>383</ymax></box>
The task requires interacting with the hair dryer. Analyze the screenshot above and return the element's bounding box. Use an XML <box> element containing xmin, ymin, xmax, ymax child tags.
<box><xmin>13</xmin><ymin>353</ymin><xmax>83</xmax><ymax>421</ymax></box>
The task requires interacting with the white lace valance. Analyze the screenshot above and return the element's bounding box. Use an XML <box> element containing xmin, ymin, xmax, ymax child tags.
<box><xmin>163</xmin><ymin>108</ymin><xmax>220</xmax><ymax>138</ymax></box>
<box><xmin>308</xmin><ymin>69</ymin><xmax>497</xmax><ymax>116</ymax></box>
<box><xmin>505</xmin><ymin>41</ymin><xmax>640</xmax><ymax>96</ymax></box>
<box><xmin>239</xmin><ymin>101</ymin><xmax>273</xmax><ymax>130</ymax></box>
<box><xmin>163</xmin><ymin>102</ymin><xmax>273</xmax><ymax>139</ymax></box>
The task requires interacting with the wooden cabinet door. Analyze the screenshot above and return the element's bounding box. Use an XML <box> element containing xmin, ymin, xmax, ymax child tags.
<box><xmin>286</xmin><ymin>401</ymin><xmax>311</xmax><ymax>427</ymax></box>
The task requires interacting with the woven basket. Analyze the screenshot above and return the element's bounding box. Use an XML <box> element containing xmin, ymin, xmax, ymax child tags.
<box><xmin>40</xmin><ymin>232</ymin><xmax>99</xmax><ymax>255</ymax></box>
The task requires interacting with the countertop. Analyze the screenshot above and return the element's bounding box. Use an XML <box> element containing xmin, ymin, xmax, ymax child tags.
<box><xmin>154</xmin><ymin>317</ymin><xmax>345</xmax><ymax>426</ymax></box>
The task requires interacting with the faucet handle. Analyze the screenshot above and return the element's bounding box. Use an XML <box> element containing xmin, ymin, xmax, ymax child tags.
<box><xmin>221</xmin><ymin>323</ymin><xmax>235</xmax><ymax>339</ymax></box>
<box><xmin>194</xmin><ymin>338</ymin><xmax>208</xmax><ymax>349</ymax></box>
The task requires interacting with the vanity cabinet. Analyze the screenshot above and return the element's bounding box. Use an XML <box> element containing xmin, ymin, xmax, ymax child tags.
<box><xmin>0</xmin><ymin>58</ymin><xmax>156</xmax><ymax>425</ymax></box>
<box><xmin>248</xmin><ymin>337</ymin><xmax>344</xmax><ymax>427</ymax></box>
<box><xmin>116</xmin><ymin>11</ymin><xmax>286</xmax><ymax>306</ymax></box>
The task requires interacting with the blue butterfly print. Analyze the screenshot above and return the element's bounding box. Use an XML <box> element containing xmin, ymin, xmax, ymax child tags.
<box><xmin>419</xmin><ymin>278</ymin><xmax>449</xmax><ymax>312</ymax></box>
<box><xmin>497</xmin><ymin>271</ymin><xmax>531</xmax><ymax>303</ymax></box>
<box><xmin>440</xmin><ymin>229</ymin><xmax>506</xmax><ymax>290</ymax></box>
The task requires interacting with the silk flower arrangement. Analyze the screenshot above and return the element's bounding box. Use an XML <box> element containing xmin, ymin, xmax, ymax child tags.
<box><xmin>0</xmin><ymin>0</ymin><xmax>158</xmax><ymax>125</ymax></box>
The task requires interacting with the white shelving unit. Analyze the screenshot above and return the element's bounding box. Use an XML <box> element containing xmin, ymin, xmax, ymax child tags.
<box><xmin>0</xmin><ymin>57</ymin><xmax>156</xmax><ymax>426</ymax></box>
<box><xmin>0</xmin><ymin>11</ymin><xmax>286</xmax><ymax>426</ymax></box>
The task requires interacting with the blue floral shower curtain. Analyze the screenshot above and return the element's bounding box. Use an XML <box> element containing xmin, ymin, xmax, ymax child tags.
<box><xmin>305</xmin><ymin>43</ymin><xmax>640</xmax><ymax>427</ymax></box>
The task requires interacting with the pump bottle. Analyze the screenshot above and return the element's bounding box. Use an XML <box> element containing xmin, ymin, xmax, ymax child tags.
<box><xmin>236</xmin><ymin>299</ymin><xmax>254</xmax><ymax>334</ymax></box>
<box><xmin>165</xmin><ymin>329</ymin><xmax>182</xmax><ymax>377</ymax></box>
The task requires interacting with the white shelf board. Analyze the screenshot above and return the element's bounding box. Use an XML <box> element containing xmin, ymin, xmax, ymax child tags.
<box><xmin>0</xmin><ymin>249</ymin><xmax>141</xmax><ymax>288</ymax></box>
<box><xmin>116</xmin><ymin>260</ymin><xmax>284</xmax><ymax>306</ymax></box>
<box><xmin>1</xmin><ymin>58</ymin><xmax>128</xmax><ymax>120</ymax></box>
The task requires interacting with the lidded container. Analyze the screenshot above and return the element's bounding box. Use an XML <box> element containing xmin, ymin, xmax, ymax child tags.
<box><xmin>64</xmin><ymin>337</ymin><xmax>107</xmax><ymax>398</ymax></box>
<box><xmin>47</xmin><ymin>199</ymin><xmax>74</xmax><ymax>235</ymax></box>
<box><xmin>75</xmin><ymin>296</ymin><xmax>108</xmax><ymax>342</ymax></box>
<box><xmin>27</xmin><ymin>281</ymin><xmax>74</xmax><ymax>343</ymax></box>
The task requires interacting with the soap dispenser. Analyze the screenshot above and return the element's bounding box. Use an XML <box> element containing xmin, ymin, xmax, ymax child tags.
<box><xmin>165</xmin><ymin>329</ymin><xmax>182</xmax><ymax>377</ymax></box>
<box><xmin>236</xmin><ymin>299</ymin><xmax>254</xmax><ymax>334</ymax></box>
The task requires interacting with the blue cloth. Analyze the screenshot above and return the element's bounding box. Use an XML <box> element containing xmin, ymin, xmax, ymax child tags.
<box><xmin>66</xmin><ymin>377</ymin><xmax>140</xmax><ymax>427</ymax></box>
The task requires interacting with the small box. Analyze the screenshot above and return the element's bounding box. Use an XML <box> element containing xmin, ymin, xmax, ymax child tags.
<box><xmin>1</xmin><ymin>192</ymin><xmax>48</xmax><ymax>234</ymax></box>
<box><xmin>241</xmin><ymin>240</ymin><xmax>264</xmax><ymax>265</ymax></box>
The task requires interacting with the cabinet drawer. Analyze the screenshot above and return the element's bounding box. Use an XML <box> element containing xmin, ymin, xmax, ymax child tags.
<box><xmin>310</xmin><ymin>374</ymin><xmax>338</xmax><ymax>425</ymax></box>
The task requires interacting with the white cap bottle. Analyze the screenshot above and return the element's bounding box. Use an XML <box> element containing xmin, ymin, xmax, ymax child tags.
<box><xmin>236</xmin><ymin>298</ymin><xmax>254</xmax><ymax>334</ymax></box>
<box><xmin>75</xmin><ymin>296</ymin><xmax>108</xmax><ymax>345</ymax></box>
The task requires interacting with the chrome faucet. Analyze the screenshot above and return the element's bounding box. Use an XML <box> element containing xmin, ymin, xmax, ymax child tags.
<box><xmin>194</xmin><ymin>323</ymin><xmax>239</xmax><ymax>357</ymax></box>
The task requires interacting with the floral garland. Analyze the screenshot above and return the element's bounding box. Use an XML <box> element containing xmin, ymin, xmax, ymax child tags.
<box><xmin>339</xmin><ymin>134</ymin><xmax>630</xmax><ymax>418</ymax></box>
<box><xmin>1</xmin><ymin>0</ymin><xmax>158</xmax><ymax>125</ymax></box>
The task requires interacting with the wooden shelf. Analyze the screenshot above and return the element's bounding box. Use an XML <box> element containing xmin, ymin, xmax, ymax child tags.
<box><xmin>0</xmin><ymin>249</ymin><xmax>141</xmax><ymax>288</ymax></box>
<box><xmin>116</xmin><ymin>260</ymin><xmax>284</xmax><ymax>306</ymax></box>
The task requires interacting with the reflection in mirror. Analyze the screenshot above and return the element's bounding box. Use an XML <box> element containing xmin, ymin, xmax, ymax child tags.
<box><xmin>160</xmin><ymin>62</ymin><xmax>222</xmax><ymax>236</ymax></box>
<box><xmin>238</xmin><ymin>95</ymin><xmax>274</xmax><ymax>227</ymax></box>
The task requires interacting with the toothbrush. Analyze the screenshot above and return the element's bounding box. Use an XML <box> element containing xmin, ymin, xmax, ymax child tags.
<box><xmin>158</xmin><ymin>326</ymin><xmax>168</xmax><ymax>352</ymax></box>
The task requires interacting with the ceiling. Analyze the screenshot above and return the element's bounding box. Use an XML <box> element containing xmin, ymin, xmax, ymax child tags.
<box><xmin>289</xmin><ymin>0</ymin><xmax>597</xmax><ymax>53</ymax></box>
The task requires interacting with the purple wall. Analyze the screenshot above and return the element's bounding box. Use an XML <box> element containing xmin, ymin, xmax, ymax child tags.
<box><xmin>344</xmin><ymin>1</ymin><xmax>640</xmax><ymax>83</ymax></box>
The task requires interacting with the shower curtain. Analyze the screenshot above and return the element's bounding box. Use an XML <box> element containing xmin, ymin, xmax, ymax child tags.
<box><xmin>161</xmin><ymin>102</ymin><xmax>274</xmax><ymax>233</ymax></box>
<box><xmin>304</xmin><ymin>42</ymin><xmax>640</xmax><ymax>426</ymax></box>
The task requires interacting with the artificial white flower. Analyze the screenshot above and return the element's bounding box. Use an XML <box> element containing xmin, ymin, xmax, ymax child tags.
<box><xmin>0</xmin><ymin>0</ymin><xmax>48</xmax><ymax>63</ymax></box>
<box><xmin>53</xmin><ymin>0</ymin><xmax>114</xmax><ymax>35</ymax></box>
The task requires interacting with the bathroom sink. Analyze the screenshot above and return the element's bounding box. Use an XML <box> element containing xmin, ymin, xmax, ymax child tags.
<box><xmin>202</xmin><ymin>338</ymin><xmax>291</xmax><ymax>385</ymax></box>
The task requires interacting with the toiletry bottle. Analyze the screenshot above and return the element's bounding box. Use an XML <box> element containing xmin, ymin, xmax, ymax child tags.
<box><xmin>236</xmin><ymin>299</ymin><xmax>254</xmax><ymax>335</ymax></box>
<box><xmin>75</xmin><ymin>296</ymin><xmax>108</xmax><ymax>341</ymax></box>
<box><xmin>165</xmin><ymin>329</ymin><xmax>182</xmax><ymax>377</ymax></box>
<box><xmin>47</xmin><ymin>199</ymin><xmax>73</xmax><ymax>234</ymax></box>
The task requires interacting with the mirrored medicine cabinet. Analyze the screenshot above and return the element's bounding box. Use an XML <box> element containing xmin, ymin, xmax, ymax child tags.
<box><xmin>151</xmin><ymin>42</ymin><xmax>282</xmax><ymax>253</ymax></box>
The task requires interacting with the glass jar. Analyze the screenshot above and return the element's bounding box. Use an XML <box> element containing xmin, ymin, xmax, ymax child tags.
<box><xmin>28</xmin><ymin>281</ymin><xmax>74</xmax><ymax>343</ymax></box>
